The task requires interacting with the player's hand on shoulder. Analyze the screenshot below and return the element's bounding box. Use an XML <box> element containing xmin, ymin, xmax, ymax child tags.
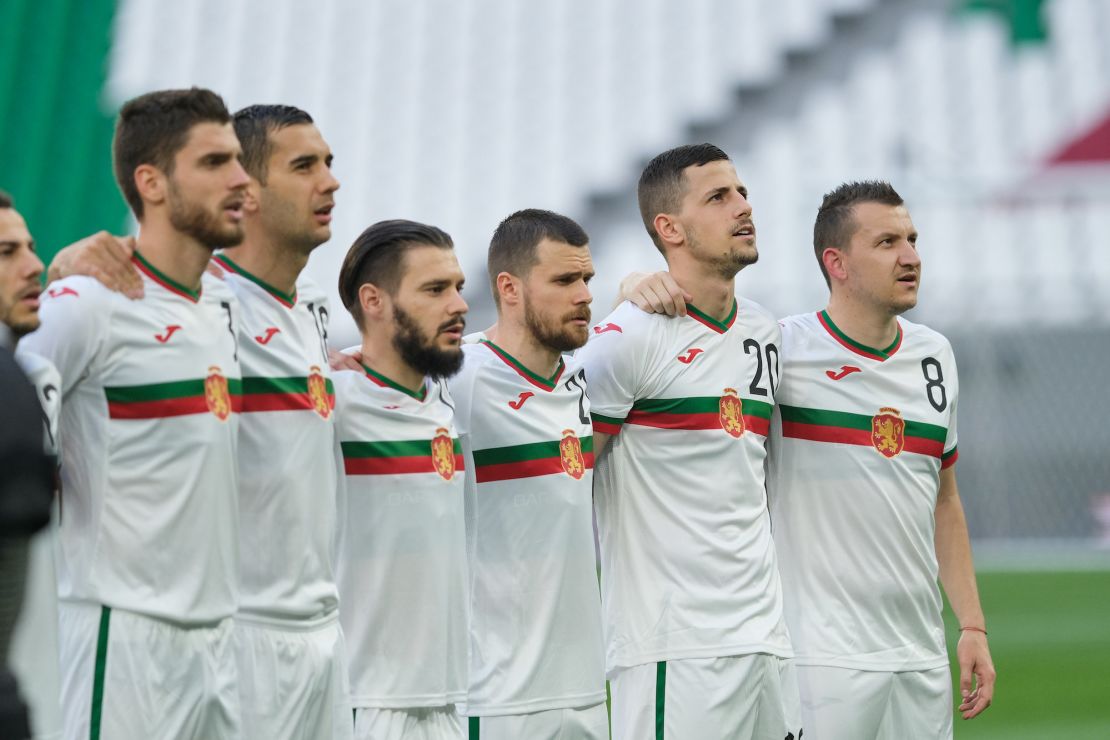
<box><xmin>329</xmin><ymin>347</ymin><xmax>363</xmax><ymax>372</ymax></box>
<box><xmin>47</xmin><ymin>232</ymin><xmax>142</xmax><ymax>299</ymax></box>
<box><xmin>619</xmin><ymin>270</ymin><xmax>690</xmax><ymax>317</ymax></box>
<box><xmin>956</xmin><ymin>629</ymin><xmax>995</xmax><ymax>720</ymax></box>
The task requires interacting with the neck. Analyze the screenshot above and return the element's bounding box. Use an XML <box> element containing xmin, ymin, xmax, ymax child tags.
<box><xmin>824</xmin><ymin>293</ymin><xmax>900</xmax><ymax>350</ymax></box>
<box><xmin>218</xmin><ymin>228</ymin><xmax>308</xmax><ymax>296</ymax></box>
<box><xmin>668</xmin><ymin>256</ymin><xmax>736</xmax><ymax>321</ymax></box>
<box><xmin>359</xmin><ymin>333</ymin><xmax>425</xmax><ymax>395</ymax></box>
<box><xmin>492</xmin><ymin>314</ymin><xmax>562</xmax><ymax>379</ymax></box>
<box><xmin>134</xmin><ymin>220</ymin><xmax>215</xmax><ymax>293</ymax></box>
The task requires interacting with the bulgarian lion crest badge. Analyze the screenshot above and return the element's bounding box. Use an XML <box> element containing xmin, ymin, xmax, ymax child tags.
<box><xmin>431</xmin><ymin>427</ymin><xmax>456</xmax><ymax>480</ymax></box>
<box><xmin>307</xmin><ymin>365</ymin><xmax>332</xmax><ymax>419</ymax></box>
<box><xmin>205</xmin><ymin>366</ymin><xmax>232</xmax><ymax>421</ymax></box>
<box><xmin>559</xmin><ymin>429</ymin><xmax>585</xmax><ymax>480</ymax></box>
<box><xmin>719</xmin><ymin>387</ymin><xmax>745</xmax><ymax>438</ymax></box>
<box><xmin>871</xmin><ymin>407</ymin><xmax>905</xmax><ymax>458</ymax></box>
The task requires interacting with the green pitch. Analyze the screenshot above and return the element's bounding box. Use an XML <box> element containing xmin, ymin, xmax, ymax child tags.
<box><xmin>945</xmin><ymin>569</ymin><xmax>1110</xmax><ymax>739</ymax></box>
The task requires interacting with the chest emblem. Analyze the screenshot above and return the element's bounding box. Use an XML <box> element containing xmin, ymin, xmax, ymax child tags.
<box><xmin>872</xmin><ymin>407</ymin><xmax>905</xmax><ymax>458</ymax></box>
<box><xmin>719</xmin><ymin>388</ymin><xmax>745</xmax><ymax>438</ymax></box>
<box><xmin>307</xmin><ymin>365</ymin><xmax>332</xmax><ymax>419</ymax></box>
<box><xmin>431</xmin><ymin>428</ymin><xmax>456</xmax><ymax>480</ymax></box>
<box><xmin>677</xmin><ymin>348</ymin><xmax>704</xmax><ymax>364</ymax></box>
<box><xmin>205</xmin><ymin>366</ymin><xmax>232</xmax><ymax>421</ymax></box>
<box><xmin>559</xmin><ymin>429</ymin><xmax>586</xmax><ymax>479</ymax></box>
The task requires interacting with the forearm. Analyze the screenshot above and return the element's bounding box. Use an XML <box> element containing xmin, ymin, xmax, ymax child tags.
<box><xmin>935</xmin><ymin>469</ymin><xmax>985</xmax><ymax>630</ymax></box>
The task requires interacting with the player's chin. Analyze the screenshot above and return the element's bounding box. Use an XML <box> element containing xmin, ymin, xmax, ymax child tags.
<box><xmin>9</xmin><ymin>312</ymin><xmax>41</xmax><ymax>337</ymax></box>
<box><xmin>565</xmin><ymin>322</ymin><xmax>590</xmax><ymax>346</ymax></box>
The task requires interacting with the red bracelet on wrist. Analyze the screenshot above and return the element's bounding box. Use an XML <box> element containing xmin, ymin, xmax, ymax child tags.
<box><xmin>960</xmin><ymin>626</ymin><xmax>988</xmax><ymax>635</ymax></box>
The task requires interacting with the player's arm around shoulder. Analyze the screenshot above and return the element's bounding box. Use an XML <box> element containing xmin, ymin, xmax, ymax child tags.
<box><xmin>17</xmin><ymin>276</ymin><xmax>116</xmax><ymax>395</ymax></box>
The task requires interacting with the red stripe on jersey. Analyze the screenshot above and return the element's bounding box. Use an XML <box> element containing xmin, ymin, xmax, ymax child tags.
<box><xmin>344</xmin><ymin>454</ymin><xmax>465</xmax><ymax>476</ymax></box>
<box><xmin>941</xmin><ymin>449</ymin><xmax>959</xmax><ymax>469</ymax></box>
<box><xmin>107</xmin><ymin>395</ymin><xmax>243</xmax><ymax>419</ymax></box>
<box><xmin>592</xmin><ymin>419</ymin><xmax>623</xmax><ymax>435</ymax></box>
<box><xmin>624</xmin><ymin>412</ymin><xmax>770</xmax><ymax>436</ymax></box>
<box><xmin>475</xmin><ymin>453</ymin><xmax>595</xmax><ymax>483</ymax></box>
<box><xmin>782</xmin><ymin>421</ymin><xmax>945</xmax><ymax>459</ymax></box>
<box><xmin>241</xmin><ymin>392</ymin><xmax>336</xmax><ymax>413</ymax></box>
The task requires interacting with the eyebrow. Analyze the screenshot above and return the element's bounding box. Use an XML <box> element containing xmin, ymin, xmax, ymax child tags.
<box><xmin>290</xmin><ymin>154</ymin><xmax>318</xmax><ymax>168</ymax></box>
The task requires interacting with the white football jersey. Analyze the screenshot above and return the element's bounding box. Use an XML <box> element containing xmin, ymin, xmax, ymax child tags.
<box><xmin>213</xmin><ymin>255</ymin><xmax>339</xmax><ymax>623</ymax></box>
<box><xmin>19</xmin><ymin>254</ymin><xmax>241</xmax><ymax>623</ymax></box>
<box><xmin>450</xmin><ymin>340</ymin><xmax>606</xmax><ymax>715</ymax></box>
<box><xmin>577</xmin><ymin>299</ymin><xmax>793</xmax><ymax>672</ymax></box>
<box><xmin>333</xmin><ymin>366</ymin><xmax>468</xmax><ymax>708</ymax></box>
<box><xmin>768</xmin><ymin>311</ymin><xmax>958</xmax><ymax>671</ymax></box>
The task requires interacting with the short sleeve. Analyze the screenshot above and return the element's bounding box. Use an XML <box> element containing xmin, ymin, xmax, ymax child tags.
<box><xmin>941</xmin><ymin>343</ymin><xmax>959</xmax><ymax>470</ymax></box>
<box><xmin>17</xmin><ymin>277</ymin><xmax>112</xmax><ymax>397</ymax></box>
<box><xmin>575</xmin><ymin>307</ymin><xmax>648</xmax><ymax>435</ymax></box>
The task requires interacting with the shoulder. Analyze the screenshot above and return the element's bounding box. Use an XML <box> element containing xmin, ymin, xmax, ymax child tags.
<box><xmin>294</xmin><ymin>274</ymin><xmax>328</xmax><ymax>306</ymax></box>
<box><xmin>775</xmin><ymin>311</ymin><xmax>819</xmax><ymax>346</ymax></box>
<box><xmin>899</xmin><ymin>318</ymin><xmax>955</xmax><ymax>359</ymax></box>
<box><xmin>42</xmin><ymin>275</ymin><xmax>121</xmax><ymax>312</ymax></box>
<box><xmin>201</xmin><ymin>272</ymin><xmax>237</xmax><ymax>305</ymax></box>
<box><xmin>736</xmin><ymin>296</ymin><xmax>776</xmax><ymax>325</ymax></box>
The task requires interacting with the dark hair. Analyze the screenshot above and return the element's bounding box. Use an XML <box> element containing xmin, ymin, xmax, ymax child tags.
<box><xmin>233</xmin><ymin>104</ymin><xmax>315</xmax><ymax>183</ymax></box>
<box><xmin>637</xmin><ymin>143</ymin><xmax>730</xmax><ymax>252</ymax></box>
<box><xmin>812</xmin><ymin>180</ymin><xmax>905</xmax><ymax>286</ymax></box>
<box><xmin>112</xmin><ymin>87</ymin><xmax>232</xmax><ymax>219</ymax></box>
<box><xmin>338</xmin><ymin>219</ymin><xmax>455</xmax><ymax>326</ymax></box>
<box><xmin>0</xmin><ymin>190</ymin><xmax>12</xmax><ymax>209</ymax></box>
<box><xmin>486</xmin><ymin>209</ymin><xmax>589</xmax><ymax>305</ymax></box>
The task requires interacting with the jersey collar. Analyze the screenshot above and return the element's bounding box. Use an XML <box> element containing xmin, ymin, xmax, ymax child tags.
<box><xmin>817</xmin><ymin>310</ymin><xmax>902</xmax><ymax>361</ymax></box>
<box><xmin>480</xmin><ymin>339</ymin><xmax>565</xmax><ymax>391</ymax></box>
<box><xmin>212</xmin><ymin>254</ymin><xmax>297</xmax><ymax>307</ymax></box>
<box><xmin>361</xmin><ymin>363</ymin><xmax>427</xmax><ymax>401</ymax></box>
<box><xmin>131</xmin><ymin>251</ymin><xmax>201</xmax><ymax>303</ymax></box>
<box><xmin>686</xmin><ymin>299</ymin><xmax>737</xmax><ymax>334</ymax></box>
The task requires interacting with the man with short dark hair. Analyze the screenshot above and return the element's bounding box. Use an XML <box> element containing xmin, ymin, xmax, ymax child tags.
<box><xmin>333</xmin><ymin>219</ymin><xmax>470</xmax><ymax>740</ymax></box>
<box><xmin>623</xmin><ymin>180</ymin><xmax>996</xmax><ymax>738</ymax></box>
<box><xmin>578</xmin><ymin>144</ymin><xmax>801</xmax><ymax>739</ymax></box>
<box><xmin>768</xmin><ymin>181</ymin><xmax>994</xmax><ymax>738</ymax></box>
<box><xmin>1</xmin><ymin>191</ymin><xmax>61</xmax><ymax>740</ymax></box>
<box><xmin>452</xmin><ymin>208</ymin><xmax>608</xmax><ymax>739</ymax></box>
<box><xmin>20</xmin><ymin>87</ymin><xmax>249</xmax><ymax>740</ymax></box>
<box><xmin>213</xmin><ymin>104</ymin><xmax>349</xmax><ymax>740</ymax></box>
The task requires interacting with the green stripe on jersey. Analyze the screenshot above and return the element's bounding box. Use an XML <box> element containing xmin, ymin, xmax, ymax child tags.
<box><xmin>473</xmin><ymin>435</ymin><xmax>594</xmax><ymax>466</ymax></box>
<box><xmin>342</xmin><ymin>438</ymin><xmax>462</xmax><ymax>458</ymax></box>
<box><xmin>241</xmin><ymin>376</ymin><xmax>335</xmax><ymax>395</ymax></box>
<box><xmin>90</xmin><ymin>606</ymin><xmax>111</xmax><ymax>740</ymax></box>
<box><xmin>780</xmin><ymin>404</ymin><xmax>947</xmax><ymax>442</ymax></box>
<box><xmin>655</xmin><ymin>660</ymin><xmax>667</xmax><ymax>740</ymax></box>
<box><xmin>631</xmin><ymin>396</ymin><xmax>773</xmax><ymax>419</ymax></box>
<box><xmin>104</xmin><ymin>377</ymin><xmax>243</xmax><ymax>402</ymax></box>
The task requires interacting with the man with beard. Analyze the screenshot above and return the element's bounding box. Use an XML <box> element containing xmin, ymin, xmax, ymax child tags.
<box><xmin>19</xmin><ymin>88</ymin><xmax>248</xmax><ymax>740</ymax></box>
<box><xmin>333</xmin><ymin>220</ymin><xmax>470</xmax><ymax>740</ymax></box>
<box><xmin>1</xmin><ymin>191</ymin><xmax>61</xmax><ymax>740</ymax></box>
<box><xmin>451</xmin><ymin>209</ymin><xmax>607</xmax><ymax>739</ymax></box>
<box><xmin>576</xmin><ymin>144</ymin><xmax>801</xmax><ymax>739</ymax></box>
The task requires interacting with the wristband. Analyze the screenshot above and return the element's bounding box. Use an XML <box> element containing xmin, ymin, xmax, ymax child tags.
<box><xmin>960</xmin><ymin>626</ymin><xmax>988</xmax><ymax>635</ymax></box>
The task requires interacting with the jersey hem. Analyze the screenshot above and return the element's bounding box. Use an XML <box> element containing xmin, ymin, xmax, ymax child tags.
<box><xmin>790</xmin><ymin>655</ymin><xmax>950</xmax><ymax>672</ymax></box>
<box><xmin>460</xmin><ymin>689</ymin><xmax>608</xmax><ymax>716</ymax></box>
<box><xmin>607</xmin><ymin>641</ymin><xmax>794</xmax><ymax>674</ymax></box>
<box><xmin>350</xmin><ymin>690</ymin><xmax>468</xmax><ymax>709</ymax></box>
<box><xmin>233</xmin><ymin>608</ymin><xmax>339</xmax><ymax>631</ymax></box>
